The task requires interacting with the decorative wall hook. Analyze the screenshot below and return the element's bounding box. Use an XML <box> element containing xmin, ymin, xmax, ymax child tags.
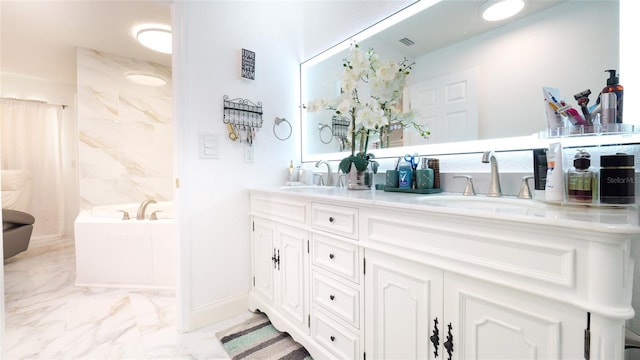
<box><xmin>223</xmin><ymin>95</ymin><xmax>263</xmax><ymax>145</ymax></box>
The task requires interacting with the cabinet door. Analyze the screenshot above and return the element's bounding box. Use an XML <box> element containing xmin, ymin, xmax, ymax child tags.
<box><xmin>444</xmin><ymin>272</ymin><xmax>585</xmax><ymax>360</ymax></box>
<box><xmin>365</xmin><ymin>250</ymin><xmax>444</xmax><ymax>360</ymax></box>
<box><xmin>278</xmin><ymin>225</ymin><xmax>309</xmax><ymax>333</ymax></box>
<box><xmin>252</xmin><ymin>217</ymin><xmax>276</xmax><ymax>304</ymax></box>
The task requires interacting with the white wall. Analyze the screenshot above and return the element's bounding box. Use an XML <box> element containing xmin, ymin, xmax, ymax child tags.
<box><xmin>0</xmin><ymin>74</ymin><xmax>79</xmax><ymax>236</ymax></box>
<box><xmin>173</xmin><ymin>1</ymin><xmax>304</xmax><ymax>330</ymax></box>
<box><xmin>172</xmin><ymin>0</ymin><xmax>428</xmax><ymax>331</ymax></box>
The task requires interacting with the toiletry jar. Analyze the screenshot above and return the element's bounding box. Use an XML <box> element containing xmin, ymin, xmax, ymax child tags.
<box><xmin>600</xmin><ymin>153</ymin><xmax>635</xmax><ymax>204</ymax></box>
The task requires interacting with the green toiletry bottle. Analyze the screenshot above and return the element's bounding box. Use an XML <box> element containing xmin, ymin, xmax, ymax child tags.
<box><xmin>602</xmin><ymin>70</ymin><xmax>623</xmax><ymax>124</ymax></box>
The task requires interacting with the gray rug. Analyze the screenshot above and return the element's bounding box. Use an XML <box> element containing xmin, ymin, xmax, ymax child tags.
<box><xmin>216</xmin><ymin>312</ymin><xmax>312</xmax><ymax>360</ymax></box>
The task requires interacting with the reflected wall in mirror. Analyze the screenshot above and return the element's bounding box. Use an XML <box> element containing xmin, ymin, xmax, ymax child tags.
<box><xmin>301</xmin><ymin>0</ymin><xmax>620</xmax><ymax>161</ymax></box>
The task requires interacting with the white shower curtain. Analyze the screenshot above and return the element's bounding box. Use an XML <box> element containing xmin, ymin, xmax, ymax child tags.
<box><xmin>0</xmin><ymin>99</ymin><xmax>64</xmax><ymax>240</ymax></box>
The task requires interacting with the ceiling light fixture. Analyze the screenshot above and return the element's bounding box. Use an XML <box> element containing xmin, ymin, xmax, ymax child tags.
<box><xmin>125</xmin><ymin>73</ymin><xmax>167</xmax><ymax>87</ymax></box>
<box><xmin>481</xmin><ymin>0</ymin><xmax>525</xmax><ymax>22</ymax></box>
<box><xmin>133</xmin><ymin>24</ymin><xmax>172</xmax><ymax>54</ymax></box>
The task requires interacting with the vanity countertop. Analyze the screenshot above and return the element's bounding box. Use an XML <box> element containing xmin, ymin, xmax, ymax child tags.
<box><xmin>250</xmin><ymin>186</ymin><xmax>640</xmax><ymax>234</ymax></box>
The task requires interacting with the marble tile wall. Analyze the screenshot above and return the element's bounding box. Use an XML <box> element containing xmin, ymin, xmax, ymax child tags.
<box><xmin>77</xmin><ymin>48</ymin><xmax>173</xmax><ymax>208</ymax></box>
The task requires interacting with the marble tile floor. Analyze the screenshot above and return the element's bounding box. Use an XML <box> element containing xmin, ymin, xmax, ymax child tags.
<box><xmin>3</xmin><ymin>236</ymin><xmax>251</xmax><ymax>359</ymax></box>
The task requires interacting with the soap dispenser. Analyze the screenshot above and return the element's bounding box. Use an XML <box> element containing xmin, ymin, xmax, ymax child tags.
<box><xmin>601</xmin><ymin>70</ymin><xmax>623</xmax><ymax>124</ymax></box>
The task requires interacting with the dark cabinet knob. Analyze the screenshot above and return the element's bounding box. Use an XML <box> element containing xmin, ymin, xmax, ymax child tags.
<box><xmin>330</xmin><ymin>294</ymin><xmax>335</xmax><ymax>301</ymax></box>
<box><xmin>329</xmin><ymin>216</ymin><xmax>334</xmax><ymax>223</ymax></box>
<box><xmin>330</xmin><ymin>335</ymin><xmax>336</xmax><ymax>342</ymax></box>
<box><xmin>329</xmin><ymin>253</ymin><xmax>335</xmax><ymax>259</ymax></box>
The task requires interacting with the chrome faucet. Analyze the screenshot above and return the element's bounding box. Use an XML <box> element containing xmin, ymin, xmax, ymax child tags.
<box><xmin>482</xmin><ymin>151</ymin><xmax>502</xmax><ymax>197</ymax></box>
<box><xmin>137</xmin><ymin>199</ymin><xmax>157</xmax><ymax>220</ymax></box>
<box><xmin>315</xmin><ymin>160</ymin><xmax>333</xmax><ymax>186</ymax></box>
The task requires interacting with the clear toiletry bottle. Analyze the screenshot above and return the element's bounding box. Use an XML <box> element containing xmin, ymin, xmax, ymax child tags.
<box><xmin>567</xmin><ymin>149</ymin><xmax>596</xmax><ymax>203</ymax></box>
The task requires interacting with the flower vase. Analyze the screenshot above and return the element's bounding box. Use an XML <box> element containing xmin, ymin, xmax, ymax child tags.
<box><xmin>347</xmin><ymin>162</ymin><xmax>372</xmax><ymax>190</ymax></box>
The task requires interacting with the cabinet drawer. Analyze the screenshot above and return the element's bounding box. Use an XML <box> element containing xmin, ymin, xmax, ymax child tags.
<box><xmin>311</xmin><ymin>308</ymin><xmax>360</xmax><ymax>360</ymax></box>
<box><xmin>311</xmin><ymin>203</ymin><xmax>358</xmax><ymax>239</ymax></box>
<box><xmin>312</xmin><ymin>271</ymin><xmax>360</xmax><ymax>328</ymax></box>
<box><xmin>251</xmin><ymin>194</ymin><xmax>308</xmax><ymax>225</ymax></box>
<box><xmin>312</xmin><ymin>233</ymin><xmax>360</xmax><ymax>283</ymax></box>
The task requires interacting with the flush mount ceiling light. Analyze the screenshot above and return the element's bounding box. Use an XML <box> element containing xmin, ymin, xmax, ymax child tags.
<box><xmin>125</xmin><ymin>73</ymin><xmax>167</xmax><ymax>87</ymax></box>
<box><xmin>134</xmin><ymin>25</ymin><xmax>172</xmax><ymax>54</ymax></box>
<box><xmin>481</xmin><ymin>0</ymin><xmax>525</xmax><ymax>21</ymax></box>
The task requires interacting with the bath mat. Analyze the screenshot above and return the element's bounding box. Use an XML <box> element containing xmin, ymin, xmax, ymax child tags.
<box><xmin>216</xmin><ymin>312</ymin><xmax>313</xmax><ymax>360</ymax></box>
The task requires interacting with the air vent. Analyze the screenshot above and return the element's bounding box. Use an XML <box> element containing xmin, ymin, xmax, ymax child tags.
<box><xmin>399</xmin><ymin>37</ymin><xmax>415</xmax><ymax>46</ymax></box>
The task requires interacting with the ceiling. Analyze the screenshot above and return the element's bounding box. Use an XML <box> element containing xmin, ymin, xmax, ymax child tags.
<box><xmin>374</xmin><ymin>0</ymin><xmax>563</xmax><ymax>58</ymax></box>
<box><xmin>0</xmin><ymin>0</ymin><xmax>564</xmax><ymax>87</ymax></box>
<box><xmin>1</xmin><ymin>0</ymin><xmax>172</xmax><ymax>85</ymax></box>
<box><xmin>0</xmin><ymin>0</ymin><xmax>412</xmax><ymax>86</ymax></box>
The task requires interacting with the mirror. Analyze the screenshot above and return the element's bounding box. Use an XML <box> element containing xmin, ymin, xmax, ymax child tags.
<box><xmin>301</xmin><ymin>0</ymin><xmax>620</xmax><ymax>161</ymax></box>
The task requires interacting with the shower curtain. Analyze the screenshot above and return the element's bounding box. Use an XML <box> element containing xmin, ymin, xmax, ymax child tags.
<box><xmin>0</xmin><ymin>98</ymin><xmax>64</xmax><ymax>240</ymax></box>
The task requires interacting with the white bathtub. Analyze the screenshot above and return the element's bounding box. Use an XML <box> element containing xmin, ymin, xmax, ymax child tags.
<box><xmin>74</xmin><ymin>202</ymin><xmax>175</xmax><ymax>289</ymax></box>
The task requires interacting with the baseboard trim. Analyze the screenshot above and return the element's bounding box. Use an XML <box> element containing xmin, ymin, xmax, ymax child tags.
<box><xmin>189</xmin><ymin>293</ymin><xmax>249</xmax><ymax>331</ymax></box>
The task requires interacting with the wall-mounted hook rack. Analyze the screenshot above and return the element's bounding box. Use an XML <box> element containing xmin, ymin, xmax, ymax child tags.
<box><xmin>331</xmin><ymin>114</ymin><xmax>350</xmax><ymax>151</ymax></box>
<box><xmin>223</xmin><ymin>95</ymin><xmax>263</xmax><ymax>145</ymax></box>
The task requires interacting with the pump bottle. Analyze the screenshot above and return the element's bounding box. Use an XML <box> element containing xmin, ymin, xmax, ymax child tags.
<box><xmin>602</xmin><ymin>69</ymin><xmax>624</xmax><ymax>124</ymax></box>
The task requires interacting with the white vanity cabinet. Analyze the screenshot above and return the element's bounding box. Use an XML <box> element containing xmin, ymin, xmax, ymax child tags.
<box><xmin>249</xmin><ymin>188</ymin><xmax>637</xmax><ymax>360</ymax></box>
<box><xmin>364</xmin><ymin>249</ymin><xmax>443</xmax><ymax>359</ymax></box>
<box><xmin>309</xmin><ymin>202</ymin><xmax>363</xmax><ymax>359</ymax></box>
<box><xmin>365</xmin><ymin>249</ymin><xmax>585</xmax><ymax>359</ymax></box>
<box><xmin>252</xmin><ymin>217</ymin><xmax>309</xmax><ymax>333</ymax></box>
<box><xmin>443</xmin><ymin>271</ymin><xmax>585</xmax><ymax>360</ymax></box>
<box><xmin>250</xmin><ymin>195</ymin><xmax>310</xmax><ymax>335</ymax></box>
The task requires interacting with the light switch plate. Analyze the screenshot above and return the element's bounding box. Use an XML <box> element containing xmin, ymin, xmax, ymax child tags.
<box><xmin>199</xmin><ymin>132</ymin><xmax>219</xmax><ymax>159</ymax></box>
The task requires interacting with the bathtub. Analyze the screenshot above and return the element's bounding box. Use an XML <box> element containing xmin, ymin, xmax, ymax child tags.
<box><xmin>74</xmin><ymin>202</ymin><xmax>175</xmax><ymax>289</ymax></box>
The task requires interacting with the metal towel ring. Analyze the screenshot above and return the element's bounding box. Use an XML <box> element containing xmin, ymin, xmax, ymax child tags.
<box><xmin>318</xmin><ymin>124</ymin><xmax>332</xmax><ymax>144</ymax></box>
<box><xmin>273</xmin><ymin>117</ymin><xmax>292</xmax><ymax>141</ymax></box>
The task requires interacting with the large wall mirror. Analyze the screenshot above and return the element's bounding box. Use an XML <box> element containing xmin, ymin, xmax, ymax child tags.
<box><xmin>301</xmin><ymin>0</ymin><xmax>622</xmax><ymax>162</ymax></box>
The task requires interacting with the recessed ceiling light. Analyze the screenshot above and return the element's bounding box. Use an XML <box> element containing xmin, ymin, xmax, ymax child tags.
<box><xmin>125</xmin><ymin>73</ymin><xmax>167</xmax><ymax>87</ymax></box>
<box><xmin>134</xmin><ymin>25</ymin><xmax>172</xmax><ymax>54</ymax></box>
<box><xmin>481</xmin><ymin>0</ymin><xmax>525</xmax><ymax>21</ymax></box>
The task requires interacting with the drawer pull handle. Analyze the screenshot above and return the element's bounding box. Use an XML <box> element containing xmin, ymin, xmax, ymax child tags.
<box><xmin>330</xmin><ymin>294</ymin><xmax>335</xmax><ymax>301</ymax></box>
<box><xmin>444</xmin><ymin>322</ymin><xmax>454</xmax><ymax>360</ymax></box>
<box><xmin>329</xmin><ymin>216</ymin><xmax>334</xmax><ymax>223</ymax></box>
<box><xmin>430</xmin><ymin>317</ymin><xmax>440</xmax><ymax>358</ymax></box>
<box><xmin>329</xmin><ymin>253</ymin><xmax>335</xmax><ymax>259</ymax></box>
<box><xmin>330</xmin><ymin>335</ymin><xmax>336</xmax><ymax>342</ymax></box>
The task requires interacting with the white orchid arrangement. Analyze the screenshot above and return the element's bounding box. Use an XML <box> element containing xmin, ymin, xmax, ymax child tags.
<box><xmin>307</xmin><ymin>44</ymin><xmax>429</xmax><ymax>174</ymax></box>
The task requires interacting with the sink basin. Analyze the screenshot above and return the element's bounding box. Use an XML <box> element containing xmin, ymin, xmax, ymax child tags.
<box><xmin>416</xmin><ymin>195</ymin><xmax>545</xmax><ymax>215</ymax></box>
